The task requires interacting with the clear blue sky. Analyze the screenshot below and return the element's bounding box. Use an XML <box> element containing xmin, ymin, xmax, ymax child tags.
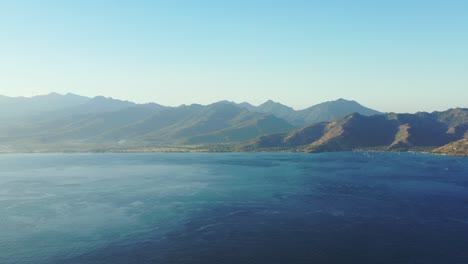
<box><xmin>0</xmin><ymin>0</ymin><xmax>467</xmax><ymax>112</ymax></box>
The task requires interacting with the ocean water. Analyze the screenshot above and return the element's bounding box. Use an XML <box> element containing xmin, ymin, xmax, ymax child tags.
<box><xmin>0</xmin><ymin>152</ymin><xmax>468</xmax><ymax>264</ymax></box>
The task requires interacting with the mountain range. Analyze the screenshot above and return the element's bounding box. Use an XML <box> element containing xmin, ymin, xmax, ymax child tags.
<box><xmin>223</xmin><ymin>98</ymin><xmax>381</xmax><ymax>127</ymax></box>
<box><xmin>242</xmin><ymin>108</ymin><xmax>468</xmax><ymax>155</ymax></box>
<box><xmin>0</xmin><ymin>93</ymin><xmax>466</xmax><ymax>156</ymax></box>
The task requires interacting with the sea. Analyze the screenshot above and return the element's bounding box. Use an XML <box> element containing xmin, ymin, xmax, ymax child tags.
<box><xmin>0</xmin><ymin>152</ymin><xmax>467</xmax><ymax>264</ymax></box>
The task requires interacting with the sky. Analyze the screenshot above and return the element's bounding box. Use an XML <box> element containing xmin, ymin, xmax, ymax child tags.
<box><xmin>0</xmin><ymin>0</ymin><xmax>467</xmax><ymax>113</ymax></box>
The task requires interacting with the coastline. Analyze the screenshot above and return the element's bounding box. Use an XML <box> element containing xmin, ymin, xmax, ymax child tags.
<box><xmin>0</xmin><ymin>148</ymin><xmax>466</xmax><ymax>157</ymax></box>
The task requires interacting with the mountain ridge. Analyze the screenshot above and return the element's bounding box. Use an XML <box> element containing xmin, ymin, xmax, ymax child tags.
<box><xmin>0</xmin><ymin>93</ymin><xmax>465</xmax><ymax>156</ymax></box>
<box><xmin>241</xmin><ymin>108</ymin><xmax>468</xmax><ymax>156</ymax></box>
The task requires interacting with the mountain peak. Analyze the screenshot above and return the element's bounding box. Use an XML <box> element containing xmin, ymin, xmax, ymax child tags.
<box><xmin>326</xmin><ymin>98</ymin><xmax>359</xmax><ymax>105</ymax></box>
<box><xmin>47</xmin><ymin>92</ymin><xmax>61</xmax><ymax>96</ymax></box>
<box><xmin>215</xmin><ymin>100</ymin><xmax>236</xmax><ymax>105</ymax></box>
<box><xmin>260</xmin><ymin>99</ymin><xmax>280</xmax><ymax>106</ymax></box>
<box><xmin>92</xmin><ymin>95</ymin><xmax>108</xmax><ymax>100</ymax></box>
<box><xmin>257</xmin><ymin>100</ymin><xmax>293</xmax><ymax>110</ymax></box>
<box><xmin>335</xmin><ymin>98</ymin><xmax>354</xmax><ymax>102</ymax></box>
<box><xmin>65</xmin><ymin>92</ymin><xmax>85</xmax><ymax>98</ymax></box>
<box><xmin>258</xmin><ymin>100</ymin><xmax>292</xmax><ymax>109</ymax></box>
<box><xmin>293</xmin><ymin>98</ymin><xmax>382</xmax><ymax>126</ymax></box>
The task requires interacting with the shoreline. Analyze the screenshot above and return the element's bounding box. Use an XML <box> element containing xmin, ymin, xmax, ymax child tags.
<box><xmin>0</xmin><ymin>149</ymin><xmax>466</xmax><ymax>157</ymax></box>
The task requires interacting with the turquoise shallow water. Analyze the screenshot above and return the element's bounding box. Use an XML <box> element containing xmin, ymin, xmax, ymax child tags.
<box><xmin>0</xmin><ymin>152</ymin><xmax>468</xmax><ymax>264</ymax></box>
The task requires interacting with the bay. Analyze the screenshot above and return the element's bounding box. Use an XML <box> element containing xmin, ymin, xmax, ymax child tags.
<box><xmin>0</xmin><ymin>152</ymin><xmax>467</xmax><ymax>263</ymax></box>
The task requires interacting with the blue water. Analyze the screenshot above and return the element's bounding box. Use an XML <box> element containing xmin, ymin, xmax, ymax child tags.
<box><xmin>1</xmin><ymin>152</ymin><xmax>468</xmax><ymax>264</ymax></box>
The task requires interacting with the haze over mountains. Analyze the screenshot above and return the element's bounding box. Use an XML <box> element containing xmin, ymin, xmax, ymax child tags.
<box><xmin>0</xmin><ymin>93</ymin><xmax>466</xmax><ymax>155</ymax></box>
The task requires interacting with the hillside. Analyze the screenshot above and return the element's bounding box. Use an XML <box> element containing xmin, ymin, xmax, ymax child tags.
<box><xmin>242</xmin><ymin>108</ymin><xmax>468</xmax><ymax>154</ymax></box>
<box><xmin>433</xmin><ymin>139</ymin><xmax>468</xmax><ymax>156</ymax></box>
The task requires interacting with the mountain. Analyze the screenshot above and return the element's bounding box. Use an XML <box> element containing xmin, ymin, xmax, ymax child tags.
<box><xmin>1</xmin><ymin>93</ymin><xmax>464</xmax><ymax>155</ymax></box>
<box><xmin>61</xmin><ymin>95</ymin><xmax>137</xmax><ymax>114</ymax></box>
<box><xmin>236</xmin><ymin>98</ymin><xmax>382</xmax><ymax>126</ymax></box>
<box><xmin>0</xmin><ymin>94</ymin><xmax>157</xmax><ymax>138</ymax></box>
<box><xmin>0</xmin><ymin>100</ymin><xmax>293</xmax><ymax>151</ymax></box>
<box><xmin>294</xmin><ymin>98</ymin><xmax>382</xmax><ymax>126</ymax></box>
<box><xmin>254</xmin><ymin>100</ymin><xmax>297</xmax><ymax>121</ymax></box>
<box><xmin>97</xmin><ymin>102</ymin><xmax>293</xmax><ymax>146</ymax></box>
<box><xmin>0</xmin><ymin>93</ymin><xmax>89</xmax><ymax>120</ymax></box>
<box><xmin>0</xmin><ymin>93</ymin><xmax>152</xmax><ymax>125</ymax></box>
<box><xmin>237</xmin><ymin>102</ymin><xmax>257</xmax><ymax>112</ymax></box>
<box><xmin>241</xmin><ymin>108</ymin><xmax>468</xmax><ymax>155</ymax></box>
<box><xmin>182</xmin><ymin>113</ymin><xmax>293</xmax><ymax>144</ymax></box>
